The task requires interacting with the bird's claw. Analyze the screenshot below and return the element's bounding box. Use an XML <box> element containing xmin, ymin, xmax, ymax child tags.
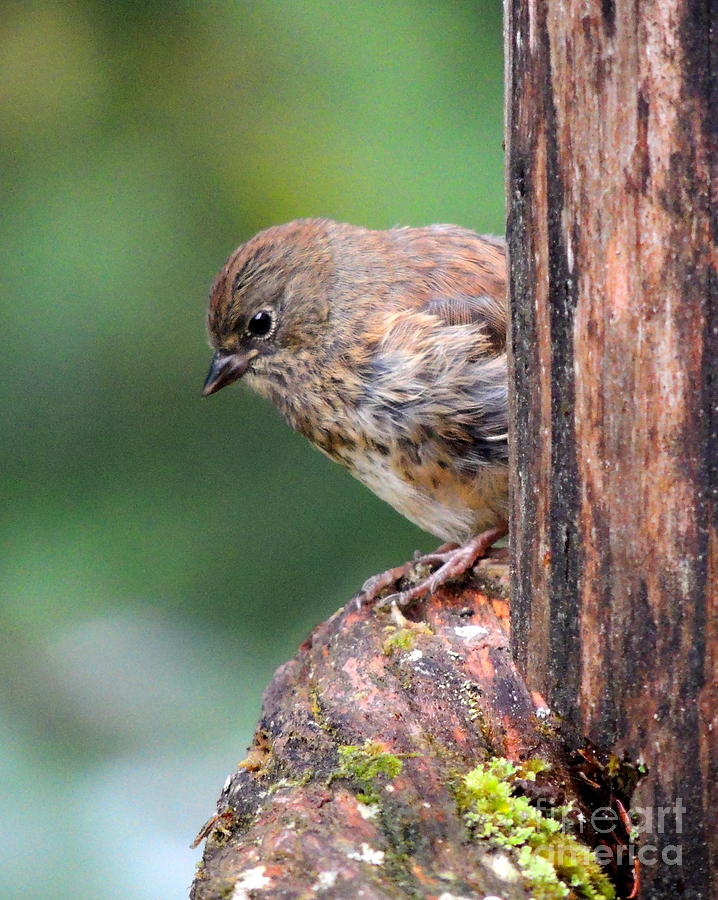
<box><xmin>375</xmin><ymin>567</ymin><xmax>447</xmax><ymax>609</ymax></box>
<box><xmin>357</xmin><ymin>526</ymin><xmax>507</xmax><ymax>611</ymax></box>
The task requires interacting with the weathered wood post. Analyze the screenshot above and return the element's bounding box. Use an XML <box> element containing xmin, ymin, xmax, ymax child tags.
<box><xmin>506</xmin><ymin>0</ymin><xmax>716</xmax><ymax>896</ymax></box>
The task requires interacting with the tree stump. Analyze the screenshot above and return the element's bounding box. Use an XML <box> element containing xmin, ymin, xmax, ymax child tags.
<box><xmin>190</xmin><ymin>563</ymin><xmax>635</xmax><ymax>900</ymax></box>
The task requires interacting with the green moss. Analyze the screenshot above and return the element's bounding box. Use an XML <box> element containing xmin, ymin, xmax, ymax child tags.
<box><xmin>268</xmin><ymin>771</ymin><xmax>312</xmax><ymax>794</ymax></box>
<box><xmin>459</xmin><ymin>680</ymin><xmax>484</xmax><ymax>721</ymax></box>
<box><xmin>309</xmin><ymin>687</ymin><xmax>338</xmax><ymax>735</ymax></box>
<box><xmin>459</xmin><ymin>680</ymin><xmax>503</xmax><ymax>751</ymax></box>
<box><xmin>536</xmin><ymin>717</ymin><xmax>559</xmax><ymax>738</ymax></box>
<box><xmin>382</xmin><ymin>628</ymin><xmax>416</xmax><ymax>655</ymax></box>
<box><xmin>519</xmin><ymin>757</ymin><xmax>552</xmax><ymax>780</ymax></box>
<box><xmin>605</xmin><ymin>753</ymin><xmax>646</xmax><ymax>797</ymax></box>
<box><xmin>334</xmin><ymin>740</ymin><xmax>404</xmax><ymax>803</ymax></box>
<box><xmin>382</xmin><ymin>620</ymin><xmax>432</xmax><ymax>657</ymax></box>
<box><xmin>457</xmin><ymin>758</ymin><xmax>615</xmax><ymax>900</ymax></box>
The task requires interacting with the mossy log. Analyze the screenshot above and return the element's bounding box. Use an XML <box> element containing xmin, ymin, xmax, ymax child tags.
<box><xmin>190</xmin><ymin>563</ymin><xmax>636</xmax><ymax>900</ymax></box>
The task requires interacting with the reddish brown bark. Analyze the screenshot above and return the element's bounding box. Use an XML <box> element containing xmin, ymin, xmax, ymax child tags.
<box><xmin>190</xmin><ymin>567</ymin><xmax>635</xmax><ymax>899</ymax></box>
<box><xmin>505</xmin><ymin>0</ymin><xmax>717</xmax><ymax>896</ymax></box>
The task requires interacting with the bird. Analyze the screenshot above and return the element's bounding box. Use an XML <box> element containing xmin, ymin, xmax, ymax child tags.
<box><xmin>202</xmin><ymin>218</ymin><xmax>508</xmax><ymax>607</ymax></box>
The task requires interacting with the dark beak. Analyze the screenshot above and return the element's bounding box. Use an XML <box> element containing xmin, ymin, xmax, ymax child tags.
<box><xmin>202</xmin><ymin>350</ymin><xmax>252</xmax><ymax>397</ymax></box>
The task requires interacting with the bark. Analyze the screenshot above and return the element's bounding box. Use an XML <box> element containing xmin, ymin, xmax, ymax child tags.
<box><xmin>190</xmin><ymin>564</ymin><xmax>635</xmax><ymax>899</ymax></box>
<box><xmin>505</xmin><ymin>1</ymin><xmax>717</xmax><ymax>897</ymax></box>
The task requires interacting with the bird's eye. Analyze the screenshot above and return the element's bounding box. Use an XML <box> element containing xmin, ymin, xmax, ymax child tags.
<box><xmin>246</xmin><ymin>310</ymin><xmax>274</xmax><ymax>339</ymax></box>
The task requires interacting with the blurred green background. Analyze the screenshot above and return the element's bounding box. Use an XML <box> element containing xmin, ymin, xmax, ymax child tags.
<box><xmin>0</xmin><ymin>1</ymin><xmax>503</xmax><ymax>896</ymax></box>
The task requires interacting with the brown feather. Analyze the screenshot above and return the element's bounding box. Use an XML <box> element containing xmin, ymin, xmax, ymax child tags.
<box><xmin>206</xmin><ymin>219</ymin><xmax>508</xmax><ymax>543</ymax></box>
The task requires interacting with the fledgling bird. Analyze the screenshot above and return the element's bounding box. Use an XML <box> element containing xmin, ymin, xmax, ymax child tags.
<box><xmin>202</xmin><ymin>218</ymin><xmax>508</xmax><ymax>606</ymax></box>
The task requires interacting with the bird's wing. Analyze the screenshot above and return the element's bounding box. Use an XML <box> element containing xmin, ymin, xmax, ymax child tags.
<box><xmin>420</xmin><ymin>294</ymin><xmax>506</xmax><ymax>351</ymax></box>
<box><xmin>360</xmin><ymin>306</ymin><xmax>508</xmax><ymax>467</ymax></box>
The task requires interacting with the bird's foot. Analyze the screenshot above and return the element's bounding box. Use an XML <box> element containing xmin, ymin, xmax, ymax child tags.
<box><xmin>354</xmin><ymin>526</ymin><xmax>507</xmax><ymax>610</ymax></box>
<box><xmin>355</xmin><ymin>541</ymin><xmax>458</xmax><ymax>605</ymax></box>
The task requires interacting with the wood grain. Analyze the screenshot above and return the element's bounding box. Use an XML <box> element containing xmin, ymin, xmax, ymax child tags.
<box><xmin>506</xmin><ymin>0</ymin><xmax>717</xmax><ymax>895</ymax></box>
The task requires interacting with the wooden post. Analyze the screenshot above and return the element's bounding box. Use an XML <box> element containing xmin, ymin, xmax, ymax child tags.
<box><xmin>506</xmin><ymin>0</ymin><xmax>716</xmax><ymax>896</ymax></box>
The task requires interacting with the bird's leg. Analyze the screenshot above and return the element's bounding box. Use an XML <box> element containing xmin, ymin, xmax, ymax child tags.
<box><xmin>354</xmin><ymin>543</ymin><xmax>460</xmax><ymax>608</ymax></box>
<box><xmin>412</xmin><ymin>542</ymin><xmax>459</xmax><ymax>562</ymax></box>
<box><xmin>357</xmin><ymin>562</ymin><xmax>418</xmax><ymax>606</ymax></box>
<box><xmin>376</xmin><ymin>524</ymin><xmax>508</xmax><ymax>609</ymax></box>
<box><xmin>355</xmin><ymin>525</ymin><xmax>507</xmax><ymax>609</ymax></box>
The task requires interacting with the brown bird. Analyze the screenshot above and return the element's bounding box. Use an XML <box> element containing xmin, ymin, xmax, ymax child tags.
<box><xmin>202</xmin><ymin>218</ymin><xmax>508</xmax><ymax>606</ymax></box>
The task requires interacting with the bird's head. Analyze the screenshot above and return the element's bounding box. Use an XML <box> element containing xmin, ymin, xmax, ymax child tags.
<box><xmin>202</xmin><ymin>219</ymin><xmax>336</xmax><ymax>397</ymax></box>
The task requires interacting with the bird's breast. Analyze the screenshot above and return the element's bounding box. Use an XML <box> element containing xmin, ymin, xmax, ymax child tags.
<box><xmin>341</xmin><ymin>439</ymin><xmax>506</xmax><ymax>544</ymax></box>
<box><xmin>248</xmin><ymin>364</ymin><xmax>508</xmax><ymax>543</ymax></box>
